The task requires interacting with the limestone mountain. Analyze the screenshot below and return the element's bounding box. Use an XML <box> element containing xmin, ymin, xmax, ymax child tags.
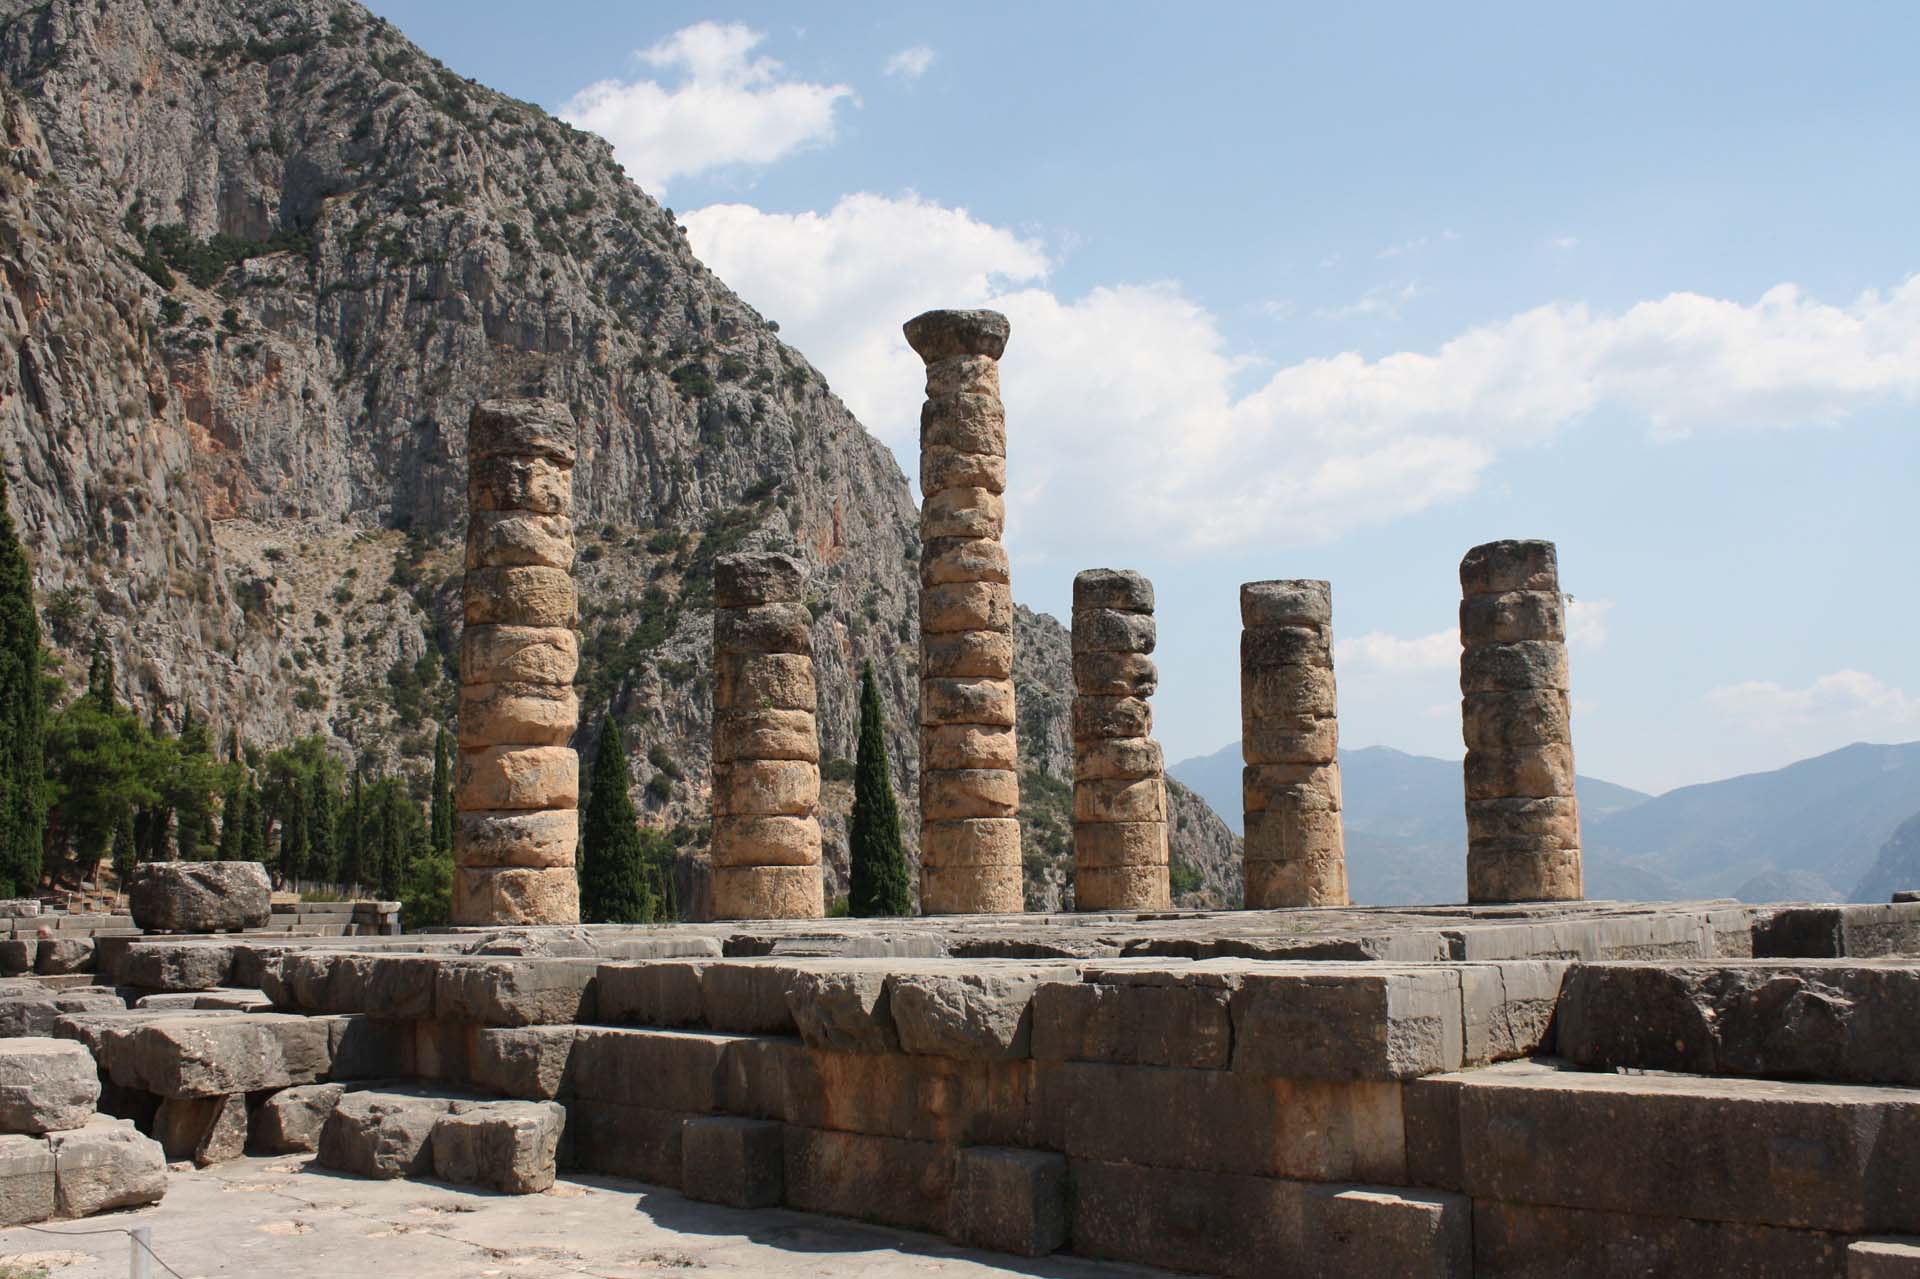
<box><xmin>0</xmin><ymin>0</ymin><xmax>1238</xmax><ymax>905</ymax></box>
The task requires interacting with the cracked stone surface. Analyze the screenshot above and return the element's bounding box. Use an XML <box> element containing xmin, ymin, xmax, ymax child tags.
<box><xmin>0</xmin><ymin>1155</ymin><xmax>1172</xmax><ymax>1277</ymax></box>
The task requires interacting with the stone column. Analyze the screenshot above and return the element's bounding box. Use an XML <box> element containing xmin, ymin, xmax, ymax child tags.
<box><xmin>711</xmin><ymin>552</ymin><xmax>824</xmax><ymax>919</ymax></box>
<box><xmin>1071</xmin><ymin>570</ymin><xmax>1169</xmax><ymax>910</ymax></box>
<box><xmin>905</xmin><ymin>308</ymin><xmax>1022</xmax><ymax>915</ymax></box>
<box><xmin>454</xmin><ymin>398</ymin><xmax>582</xmax><ymax>925</ymax></box>
<box><xmin>1240</xmin><ymin>580</ymin><xmax>1348</xmax><ymax>908</ymax></box>
<box><xmin>1459</xmin><ymin>539</ymin><xmax>1582</xmax><ymax>902</ymax></box>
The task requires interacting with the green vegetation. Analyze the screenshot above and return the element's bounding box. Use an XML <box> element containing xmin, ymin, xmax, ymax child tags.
<box><xmin>0</xmin><ymin>472</ymin><xmax>44</xmax><ymax>896</ymax></box>
<box><xmin>1169</xmin><ymin>853</ymin><xmax>1204</xmax><ymax>899</ymax></box>
<box><xmin>579</xmin><ymin>717</ymin><xmax>674</xmax><ymax>923</ymax></box>
<box><xmin>848</xmin><ymin>663</ymin><xmax>910</xmax><ymax>917</ymax></box>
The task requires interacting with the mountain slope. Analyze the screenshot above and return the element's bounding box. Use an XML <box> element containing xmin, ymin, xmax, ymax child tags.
<box><xmin>0</xmin><ymin>0</ymin><xmax>1237</xmax><ymax>904</ymax></box>
<box><xmin>1853</xmin><ymin>811</ymin><xmax>1920</xmax><ymax>903</ymax></box>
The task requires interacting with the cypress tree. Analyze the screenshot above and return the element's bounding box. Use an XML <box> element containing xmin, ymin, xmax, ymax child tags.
<box><xmin>278</xmin><ymin>785</ymin><xmax>307</xmax><ymax>886</ymax></box>
<box><xmin>109</xmin><ymin>810</ymin><xmax>136</xmax><ymax>883</ymax></box>
<box><xmin>848</xmin><ymin>662</ymin><xmax>910</xmax><ymax>916</ymax></box>
<box><xmin>216</xmin><ymin>778</ymin><xmax>246</xmax><ymax>860</ymax></box>
<box><xmin>242</xmin><ymin>779</ymin><xmax>267</xmax><ymax>865</ymax></box>
<box><xmin>85</xmin><ymin>633</ymin><xmax>113</xmax><ymax>709</ymax></box>
<box><xmin>343</xmin><ymin>770</ymin><xmax>365</xmax><ymax>888</ymax></box>
<box><xmin>429</xmin><ymin>727</ymin><xmax>453</xmax><ymax>859</ymax></box>
<box><xmin>0</xmin><ymin>469</ymin><xmax>45</xmax><ymax>897</ymax></box>
<box><xmin>308</xmin><ymin>771</ymin><xmax>337</xmax><ymax>886</ymax></box>
<box><xmin>578</xmin><ymin>717</ymin><xmax>651</xmax><ymax>923</ymax></box>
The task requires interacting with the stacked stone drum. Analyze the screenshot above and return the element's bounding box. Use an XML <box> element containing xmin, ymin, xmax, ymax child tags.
<box><xmin>905</xmin><ymin>308</ymin><xmax>1023</xmax><ymax>915</ymax></box>
<box><xmin>1460</xmin><ymin>539</ymin><xmax>1583</xmax><ymax>902</ymax></box>
<box><xmin>1070</xmin><ymin>570</ymin><xmax>1169</xmax><ymax>910</ymax></box>
<box><xmin>455</xmin><ymin>399</ymin><xmax>582</xmax><ymax>925</ymax></box>
<box><xmin>1240</xmin><ymin>580</ymin><xmax>1348</xmax><ymax>908</ymax></box>
<box><xmin>711</xmin><ymin>552</ymin><xmax>824</xmax><ymax>920</ymax></box>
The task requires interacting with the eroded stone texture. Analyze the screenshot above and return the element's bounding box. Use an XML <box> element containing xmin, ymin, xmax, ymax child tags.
<box><xmin>1071</xmin><ymin>570</ymin><xmax>1168</xmax><ymax>911</ymax></box>
<box><xmin>0</xmin><ymin>1039</ymin><xmax>99</xmax><ymax>1134</ymax></box>
<box><xmin>909</xmin><ymin>309</ymin><xmax>1021</xmax><ymax>914</ymax></box>
<box><xmin>711</xmin><ymin>553</ymin><xmax>823</xmax><ymax>919</ymax></box>
<box><xmin>127</xmin><ymin>861</ymin><xmax>270</xmax><ymax>932</ymax></box>
<box><xmin>456</xmin><ymin>398</ymin><xmax>580</xmax><ymax>924</ymax></box>
<box><xmin>1240</xmin><ymin>580</ymin><xmax>1348</xmax><ymax>907</ymax></box>
<box><xmin>1460</xmin><ymin>540</ymin><xmax>1582</xmax><ymax>902</ymax></box>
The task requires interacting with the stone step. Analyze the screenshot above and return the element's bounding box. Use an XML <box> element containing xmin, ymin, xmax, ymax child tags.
<box><xmin>1754</xmin><ymin>903</ymin><xmax>1920</xmax><ymax>959</ymax></box>
<box><xmin>1556</xmin><ymin>959</ymin><xmax>1920</xmax><ymax>1086</ymax></box>
<box><xmin>1407</xmin><ymin>1059</ymin><xmax>1920</xmax><ymax>1236</ymax></box>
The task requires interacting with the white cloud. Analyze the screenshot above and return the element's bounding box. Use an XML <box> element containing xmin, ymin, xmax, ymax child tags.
<box><xmin>559</xmin><ymin>23</ymin><xmax>853</xmax><ymax>196</ymax></box>
<box><xmin>683</xmin><ymin>191</ymin><xmax>1920</xmax><ymax>561</ymax></box>
<box><xmin>1705</xmin><ymin>670</ymin><xmax>1920</xmax><ymax>741</ymax></box>
<box><xmin>1317</xmin><ymin>280</ymin><xmax>1423</xmax><ymax>322</ymax></box>
<box><xmin>1552</xmin><ymin>236</ymin><xmax>1580</xmax><ymax>250</ymax></box>
<box><xmin>1566</xmin><ymin>598</ymin><xmax>1613</xmax><ymax>650</ymax></box>
<box><xmin>1336</xmin><ymin>628</ymin><xmax>1459</xmax><ymax>673</ymax></box>
<box><xmin>883</xmin><ymin>45</ymin><xmax>935</xmax><ymax>79</ymax></box>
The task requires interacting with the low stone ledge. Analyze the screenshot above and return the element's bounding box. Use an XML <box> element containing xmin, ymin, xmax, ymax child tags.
<box><xmin>949</xmin><ymin>1146</ymin><xmax>1069</xmax><ymax>1258</ymax></box>
<box><xmin>431</xmin><ymin>1099</ymin><xmax>565</xmax><ymax>1194</ymax></box>
<box><xmin>1476</xmin><ymin>1200</ymin><xmax>1848</xmax><ymax>1279</ymax></box>
<box><xmin>1852</xmin><ymin>1238</ymin><xmax>1920</xmax><ymax>1279</ymax></box>
<box><xmin>316</xmin><ymin>1088</ymin><xmax>461</xmax><ymax>1179</ymax></box>
<box><xmin>48</xmin><ymin>1116</ymin><xmax>166</xmax><ymax>1218</ymax></box>
<box><xmin>681</xmin><ymin>1115</ymin><xmax>783</xmax><ymax>1208</ymax></box>
<box><xmin>780</xmin><ymin>1125</ymin><xmax>953</xmax><ymax>1235</ymax></box>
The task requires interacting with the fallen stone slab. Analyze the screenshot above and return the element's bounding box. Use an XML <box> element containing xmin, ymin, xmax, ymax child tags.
<box><xmin>431</xmin><ymin>1099</ymin><xmax>565</xmax><ymax>1193</ymax></box>
<box><xmin>128</xmin><ymin>861</ymin><xmax>271</xmax><ymax>933</ymax></box>
<box><xmin>1557</xmin><ymin>960</ymin><xmax>1920</xmax><ymax>1085</ymax></box>
<box><xmin>98</xmin><ymin>1013</ymin><xmax>330</xmax><ymax>1097</ymax></box>
<box><xmin>251</xmin><ymin>1082</ymin><xmax>346</xmax><ymax>1154</ymax></box>
<box><xmin>121</xmin><ymin>942</ymin><xmax>236</xmax><ymax>992</ymax></box>
<box><xmin>34</xmin><ymin>937</ymin><xmax>95</xmax><ymax>976</ymax></box>
<box><xmin>47</xmin><ymin>1115</ymin><xmax>167</xmax><ymax>1217</ymax></box>
<box><xmin>0</xmin><ymin>1131</ymin><xmax>54</xmax><ymax>1225</ymax></box>
<box><xmin>0</xmin><ymin>1038</ymin><xmax>100</xmax><ymax>1134</ymax></box>
<box><xmin>152</xmin><ymin>1093</ymin><xmax>247</xmax><ymax>1166</ymax></box>
<box><xmin>316</xmin><ymin>1088</ymin><xmax>457</xmax><ymax>1179</ymax></box>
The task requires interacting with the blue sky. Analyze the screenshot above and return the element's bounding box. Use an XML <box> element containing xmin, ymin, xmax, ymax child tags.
<box><xmin>367</xmin><ymin>1</ymin><xmax>1920</xmax><ymax>793</ymax></box>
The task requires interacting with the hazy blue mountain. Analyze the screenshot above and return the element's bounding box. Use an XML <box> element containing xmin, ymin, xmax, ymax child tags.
<box><xmin>1169</xmin><ymin>739</ymin><xmax>1920</xmax><ymax>906</ymax></box>
<box><xmin>1854</xmin><ymin>812</ymin><xmax>1920</xmax><ymax>903</ymax></box>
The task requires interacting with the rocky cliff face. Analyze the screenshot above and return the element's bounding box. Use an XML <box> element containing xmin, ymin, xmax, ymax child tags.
<box><xmin>0</xmin><ymin>0</ymin><xmax>1239</xmax><ymax>906</ymax></box>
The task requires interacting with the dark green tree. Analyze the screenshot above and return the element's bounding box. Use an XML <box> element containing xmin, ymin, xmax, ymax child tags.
<box><xmin>341</xmin><ymin>769</ymin><xmax>365</xmax><ymax>888</ymax></box>
<box><xmin>85</xmin><ymin>632</ymin><xmax>114</xmax><ymax>709</ymax></box>
<box><xmin>43</xmin><ymin>694</ymin><xmax>164</xmax><ymax>877</ymax></box>
<box><xmin>242</xmin><ymin>777</ymin><xmax>267</xmax><ymax>864</ymax></box>
<box><xmin>109</xmin><ymin>810</ymin><xmax>136</xmax><ymax>883</ymax></box>
<box><xmin>307</xmin><ymin>770</ymin><xmax>337</xmax><ymax>885</ymax></box>
<box><xmin>0</xmin><ymin>469</ymin><xmax>45</xmax><ymax>896</ymax></box>
<box><xmin>216</xmin><ymin>776</ymin><xmax>247</xmax><ymax>861</ymax></box>
<box><xmin>429</xmin><ymin>727</ymin><xmax>453</xmax><ymax>859</ymax></box>
<box><xmin>578</xmin><ymin>717</ymin><xmax>654</xmax><ymax>923</ymax></box>
<box><xmin>848</xmin><ymin>662</ymin><xmax>910</xmax><ymax>916</ymax></box>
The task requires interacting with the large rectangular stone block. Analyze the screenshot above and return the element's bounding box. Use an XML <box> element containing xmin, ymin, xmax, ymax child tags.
<box><xmin>470</xmin><ymin>1025</ymin><xmax>578</xmax><ymax>1100</ymax></box>
<box><xmin>681</xmin><ymin>1115</ymin><xmax>784</xmax><ymax>1208</ymax></box>
<box><xmin>108</xmin><ymin>1014</ymin><xmax>331</xmax><ymax>1098</ymax></box>
<box><xmin>565</xmin><ymin>1100</ymin><xmax>686</xmax><ymax>1185</ymax></box>
<box><xmin>1473</xmin><ymin>1200</ymin><xmax>1848</xmax><ymax>1278</ymax></box>
<box><xmin>1853</xmin><ymin>1239</ymin><xmax>1920</xmax><ymax>1279</ymax></box>
<box><xmin>950</xmin><ymin>1146</ymin><xmax>1069</xmax><ymax>1258</ymax></box>
<box><xmin>569</xmin><ymin>1027</ymin><xmax>733</xmax><ymax>1112</ymax></box>
<box><xmin>780</xmin><ymin>1125</ymin><xmax>953</xmax><ymax>1234</ymax></box>
<box><xmin>887</xmin><ymin>965</ymin><xmax>1074</xmax><ymax>1061</ymax></box>
<box><xmin>1031</xmin><ymin>977</ymin><xmax>1232</xmax><ymax>1069</ymax></box>
<box><xmin>434</xmin><ymin>957</ymin><xmax>598</xmax><ymax>1026</ymax></box>
<box><xmin>1753</xmin><ymin>904</ymin><xmax>1920</xmax><ymax>959</ymax></box>
<box><xmin>779</xmin><ymin>1048</ymin><xmax>1034</xmax><ymax>1147</ymax></box>
<box><xmin>0</xmin><ymin>1132</ymin><xmax>53</xmax><ymax>1226</ymax></box>
<box><xmin>1230</xmin><ymin>965</ymin><xmax>1464</xmax><ymax>1080</ymax></box>
<box><xmin>595</xmin><ymin>960</ymin><xmax>708</xmax><ymax>1028</ymax></box>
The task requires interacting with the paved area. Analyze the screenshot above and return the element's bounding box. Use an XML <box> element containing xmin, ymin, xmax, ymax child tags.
<box><xmin>0</xmin><ymin>1157</ymin><xmax>1164</xmax><ymax>1278</ymax></box>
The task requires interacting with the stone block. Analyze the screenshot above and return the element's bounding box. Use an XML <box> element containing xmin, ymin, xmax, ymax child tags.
<box><xmin>1460</xmin><ymin>588</ymin><xmax>1566</xmax><ymax>643</ymax></box>
<box><xmin>1460</xmin><ymin>538</ymin><xmax>1558</xmax><ymax>596</ymax></box>
<box><xmin>1243</xmin><ymin>763</ymin><xmax>1342</xmax><ymax>813</ymax></box>
<box><xmin>365</xmin><ymin>954</ymin><xmax>441</xmax><ymax>1019</ymax></box>
<box><xmin>432</xmin><ymin>1099</ymin><xmax>565</xmax><ymax>1193</ymax></box>
<box><xmin>453</xmin><ymin>809</ymin><xmax>579</xmax><ymax>869</ymax></box>
<box><xmin>1230</xmin><ymin>966</ymin><xmax>1464</xmax><ymax>1080</ymax></box>
<box><xmin>681</xmin><ymin>1115</ymin><xmax>784</xmax><ymax>1208</ymax></box>
<box><xmin>1457</xmin><ymin>960</ymin><xmax>1569</xmax><ymax>1064</ymax></box>
<box><xmin>1465</xmin><ymin>795</ymin><xmax>1580</xmax><ymax>851</ymax></box>
<box><xmin>127</xmin><ymin>862</ymin><xmax>270</xmax><ymax>933</ymax></box>
<box><xmin>1066</xmin><ymin>1158</ymin><xmax>1296</xmax><ymax>1277</ymax></box>
<box><xmin>460</xmin><ymin>624</ymin><xmax>579</xmax><ymax>687</ymax></box>
<box><xmin>465</xmin><ymin>510</ymin><xmax>573</xmax><ymax>571</ymax></box>
<box><xmin>712</xmin><ymin>709</ymin><xmax>820</xmax><ymax>764</ymax></box>
<box><xmin>918</xmin><ymin>386</ymin><xmax>1006</xmax><ymax>449</ymax></box>
<box><xmin>786</xmin><ymin>967</ymin><xmax>898</xmax><ymax>1054</ymax></box>
<box><xmin>471</xmin><ymin>1026</ymin><xmax>578</xmax><ymax>1099</ymax></box>
<box><xmin>435</xmin><ymin>958</ymin><xmax>597</xmax><ymax>1027</ymax></box>
<box><xmin>1459</xmin><ymin>640</ymin><xmax>1570</xmax><ymax>694</ymax></box>
<box><xmin>251</xmin><ymin>1082</ymin><xmax>344</xmax><ymax>1153</ymax></box>
<box><xmin>48</xmin><ymin>1116</ymin><xmax>165</xmax><ymax>1217</ymax></box>
<box><xmin>1073</xmin><ymin>778</ymin><xmax>1166</xmax><ymax>823</ymax></box>
<box><xmin>1316</xmin><ymin>1185</ymin><xmax>1472</xmax><ymax>1279</ymax></box>
<box><xmin>923</xmin><ymin>724</ymin><xmax>1018</xmax><ymax>771</ymax></box>
<box><xmin>1243</xmin><ymin>663</ymin><xmax>1339</xmax><ymax>720</ymax></box>
<box><xmin>569</xmin><ymin>1027</ymin><xmax>732</xmax><ymax>1112</ymax></box>
<box><xmin>922</xmin><ymin>864</ymin><xmax>1023</xmax><ymax>916</ymax></box>
<box><xmin>1075</xmin><ymin>865</ymin><xmax>1171</xmax><ymax>911</ymax></box>
<box><xmin>713</xmin><ymin>551</ymin><xmax>807</xmax><ymax>609</ymax></box>
<box><xmin>121</xmin><ymin>942</ymin><xmax>235</xmax><ymax>991</ymax></box>
<box><xmin>921</xmin><ymin>678</ymin><xmax>1016</xmax><ymax>728</ymax></box>
<box><xmin>1032</xmin><ymin>977</ymin><xmax>1232</xmax><ymax>1069</ymax></box>
<box><xmin>0</xmin><ymin>1131</ymin><xmax>53</xmax><ymax>1226</ymax></box>
<box><xmin>114</xmin><ymin>1014</ymin><xmax>330</xmax><ymax>1098</ymax></box>
<box><xmin>468</xmin><ymin>397</ymin><xmax>577</xmax><ymax>465</ymax></box>
<box><xmin>922</xmin><ymin>581</ymin><xmax>1013</xmax><ymax>634</ymax></box>
<box><xmin>1474</xmin><ymin>1200</ymin><xmax>1847</xmax><ymax>1279</ymax></box>
<box><xmin>1072</xmin><ymin>569</ymin><xmax>1153</xmax><ymax>613</ymax></box>
<box><xmin>1853</xmin><ymin>1239</ymin><xmax>1920</xmax><ymax>1279</ymax></box>
<box><xmin>1073</xmin><ymin>736</ymin><xmax>1163</xmax><ymax>782</ymax></box>
<box><xmin>0</xmin><ymin>1038</ymin><xmax>100</xmax><ymax>1133</ymax></box>
<box><xmin>1072</xmin><ymin>820</ymin><xmax>1168</xmax><ymax>869</ymax></box>
<box><xmin>595</xmin><ymin>961</ymin><xmax>708</xmax><ymax>1028</ymax></box>
<box><xmin>1242</xmin><ymin>715</ymin><xmax>1338</xmax><ymax>766</ymax></box>
<box><xmin>1461</xmin><ymin>688</ymin><xmax>1572</xmax><ymax>750</ymax></box>
<box><xmin>451</xmin><ymin>865</ymin><xmax>579</xmax><ymax>925</ymax></box>
<box><xmin>950</xmin><ymin>1146</ymin><xmax>1068</xmax><ymax>1257</ymax></box>
<box><xmin>781</xmin><ymin>1125</ymin><xmax>953</xmax><ymax>1233</ymax></box>
<box><xmin>1051</xmin><ymin>1061</ymin><xmax>1406</xmax><ymax>1182</ymax></box>
<box><xmin>715</xmin><ymin>652</ymin><xmax>817</xmax><ymax>712</ymax></box>
<box><xmin>1071</xmin><ymin>650</ymin><xmax>1158</xmax><ymax>698</ymax></box>
<box><xmin>153</xmin><ymin>1093</ymin><xmax>246</xmax><ymax>1166</ymax></box>
<box><xmin>1464</xmin><ymin>742</ymin><xmax>1576</xmax><ymax>801</ymax></box>
<box><xmin>713</xmin><ymin>602</ymin><xmax>813</xmax><ymax>656</ymax></box>
<box><xmin>456</xmin><ymin>745</ymin><xmax>578</xmax><ymax>811</ymax></box>
<box><xmin>920</xmin><ymin>448</ymin><xmax>1008</xmax><ymax>498</ymax></box>
<box><xmin>1070</xmin><ymin>608</ymin><xmax>1156</xmax><ymax>656</ymax></box>
<box><xmin>1239</xmin><ymin>579</ymin><xmax>1331</xmax><ymax>628</ymax></box>
<box><xmin>921</xmin><ymin>631</ymin><xmax>1015</xmax><ymax>680</ymax></box>
<box><xmin>920</xmin><ymin>487</ymin><xmax>1005</xmax><ymax>540</ymax></box>
<box><xmin>712</xmin><ymin>865</ymin><xmax>823</xmax><ymax>921</ymax></box>
<box><xmin>1466</xmin><ymin>847</ymin><xmax>1584</xmax><ymax>904</ymax></box>
<box><xmin>922</xmin><ymin>769</ymin><xmax>1020</xmax><ymax>821</ymax></box>
<box><xmin>456</xmin><ymin>681</ymin><xmax>579</xmax><ymax>749</ymax></box>
<box><xmin>1070</xmin><ymin>695</ymin><xmax>1152</xmax><ymax>742</ymax></box>
<box><xmin>1753</xmin><ymin>904</ymin><xmax>1920</xmax><ymax>960</ymax></box>
<box><xmin>1240</xmin><ymin>623</ymin><xmax>1330</xmax><ymax>672</ymax></box>
<box><xmin>700</xmin><ymin>963</ymin><xmax>801</xmax><ymax>1034</ymax></box>
<box><xmin>923</xmin><ymin>351</ymin><xmax>1001</xmax><ymax>396</ymax></box>
<box><xmin>888</xmin><ymin>966</ymin><xmax>1071</xmax><ymax>1061</ymax></box>
<box><xmin>778</xmin><ymin>1047</ymin><xmax>1031</xmax><ymax>1146</ymax></box>
<box><xmin>462</xmin><ymin>564</ymin><xmax>577</xmax><ymax>625</ymax></box>
<box><xmin>34</xmin><ymin>937</ymin><xmax>94</xmax><ymax>976</ymax></box>
<box><xmin>907</xmin><ymin>304</ymin><xmax>1009</xmax><ymax>360</ymax></box>
<box><xmin>316</xmin><ymin>1088</ymin><xmax>455</xmax><ymax>1179</ymax></box>
<box><xmin>565</xmin><ymin>1099</ymin><xmax>685</xmax><ymax>1185</ymax></box>
<box><xmin>710</xmin><ymin>815</ymin><xmax>823</xmax><ymax>867</ymax></box>
<box><xmin>1244</xmin><ymin>806</ymin><xmax>1345</xmax><ymax>862</ymax></box>
<box><xmin>0</xmin><ymin>940</ymin><xmax>31</xmax><ymax>978</ymax></box>
<box><xmin>921</xmin><ymin>818</ymin><xmax>1023</xmax><ymax>868</ymax></box>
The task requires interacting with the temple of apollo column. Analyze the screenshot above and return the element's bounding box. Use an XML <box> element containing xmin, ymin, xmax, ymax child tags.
<box><xmin>1070</xmin><ymin>569</ymin><xmax>1169</xmax><ymax>910</ymax></box>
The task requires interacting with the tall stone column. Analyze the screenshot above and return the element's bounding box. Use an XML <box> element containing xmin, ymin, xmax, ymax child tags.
<box><xmin>905</xmin><ymin>308</ymin><xmax>1022</xmax><ymax>915</ymax></box>
<box><xmin>1460</xmin><ymin>539</ymin><xmax>1583</xmax><ymax>902</ymax></box>
<box><xmin>711</xmin><ymin>552</ymin><xmax>824</xmax><ymax>919</ymax></box>
<box><xmin>454</xmin><ymin>399</ymin><xmax>581</xmax><ymax>925</ymax></box>
<box><xmin>1071</xmin><ymin>570</ymin><xmax>1169</xmax><ymax>910</ymax></box>
<box><xmin>1240</xmin><ymin>580</ymin><xmax>1348</xmax><ymax>908</ymax></box>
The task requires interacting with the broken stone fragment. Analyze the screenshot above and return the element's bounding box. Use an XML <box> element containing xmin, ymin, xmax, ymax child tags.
<box><xmin>0</xmin><ymin>1039</ymin><xmax>100</xmax><ymax>1134</ymax></box>
<box><xmin>467</xmin><ymin>397</ymin><xmax>578</xmax><ymax>466</ymax></box>
<box><xmin>1459</xmin><ymin>538</ymin><xmax>1558</xmax><ymax>596</ymax></box>
<box><xmin>250</xmin><ymin>1083</ymin><xmax>345</xmax><ymax>1153</ymax></box>
<box><xmin>127</xmin><ymin>861</ymin><xmax>270</xmax><ymax>933</ymax></box>
<box><xmin>48</xmin><ymin>1116</ymin><xmax>165</xmax><ymax>1217</ymax></box>
<box><xmin>317</xmin><ymin>1089</ymin><xmax>456</xmax><ymax>1180</ymax></box>
<box><xmin>431</xmin><ymin>1099</ymin><xmax>565</xmax><ymax>1194</ymax></box>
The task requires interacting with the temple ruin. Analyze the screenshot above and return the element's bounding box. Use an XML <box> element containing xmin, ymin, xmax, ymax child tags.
<box><xmin>1070</xmin><ymin>569</ymin><xmax>1169</xmax><ymax>910</ymax></box>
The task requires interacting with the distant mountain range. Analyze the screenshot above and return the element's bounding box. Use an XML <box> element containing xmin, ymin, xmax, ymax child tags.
<box><xmin>1169</xmin><ymin>740</ymin><xmax>1920</xmax><ymax>905</ymax></box>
